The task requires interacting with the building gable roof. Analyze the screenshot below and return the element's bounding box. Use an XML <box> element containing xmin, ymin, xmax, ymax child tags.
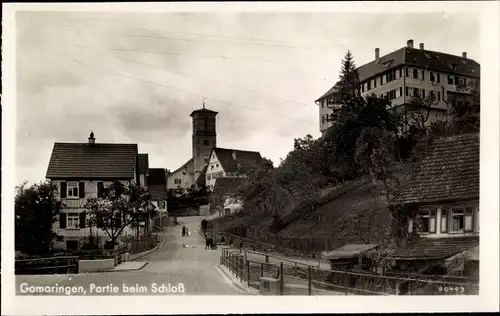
<box><xmin>392</xmin><ymin>133</ymin><xmax>479</xmax><ymax>206</ymax></box>
<box><xmin>195</xmin><ymin>165</ymin><xmax>208</xmax><ymax>187</ymax></box>
<box><xmin>46</xmin><ymin>142</ymin><xmax>138</xmax><ymax>179</ymax></box>
<box><xmin>211</xmin><ymin>147</ymin><xmax>264</xmax><ymax>173</ymax></box>
<box><xmin>147</xmin><ymin>168</ymin><xmax>167</xmax><ymax>200</ymax></box>
<box><xmin>138</xmin><ymin>154</ymin><xmax>149</xmax><ymax>175</ymax></box>
<box><xmin>316</xmin><ymin>47</ymin><xmax>480</xmax><ymax>102</ymax></box>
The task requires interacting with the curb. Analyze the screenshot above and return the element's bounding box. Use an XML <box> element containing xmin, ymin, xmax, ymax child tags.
<box><xmin>215</xmin><ymin>265</ymin><xmax>258</xmax><ymax>295</ymax></box>
<box><xmin>107</xmin><ymin>262</ymin><xmax>149</xmax><ymax>273</ymax></box>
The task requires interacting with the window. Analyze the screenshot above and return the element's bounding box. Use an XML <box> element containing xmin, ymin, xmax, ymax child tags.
<box><xmin>458</xmin><ymin>77</ymin><xmax>465</xmax><ymax>86</ymax></box>
<box><xmin>204</xmin><ymin>155</ymin><xmax>209</xmax><ymax>163</ymax></box>
<box><xmin>216</xmin><ymin>164</ymin><xmax>219</xmax><ymax>168</ymax></box>
<box><xmin>413</xmin><ymin>69</ymin><xmax>418</xmax><ymax>78</ymax></box>
<box><xmin>454</xmin><ymin>76</ymin><xmax>459</xmax><ymax>85</ymax></box>
<box><xmin>405</xmin><ymin>87</ymin><xmax>409</xmax><ymax>97</ymax></box>
<box><xmin>450</xmin><ymin>208</ymin><xmax>464</xmax><ymax>232</ymax></box>
<box><xmin>437</xmin><ymin>73</ymin><xmax>440</xmax><ymax>83</ymax></box>
<box><xmin>373</xmin><ymin>78</ymin><xmax>377</xmax><ymax>88</ymax></box>
<box><xmin>417</xmin><ymin>209</ymin><xmax>437</xmax><ymax>233</ymax></box>
<box><xmin>206</xmin><ymin>175</ymin><xmax>211</xmax><ymax>181</ymax></box>
<box><xmin>430</xmin><ymin>90</ymin><xmax>436</xmax><ymax>100</ymax></box>
<box><xmin>67</xmin><ymin>212</ymin><xmax>79</xmax><ymax>229</ymax></box>
<box><xmin>97</xmin><ymin>182</ymin><xmax>104</xmax><ymax>198</ymax></box>
<box><xmin>361</xmin><ymin>84</ymin><xmax>364</xmax><ymax>92</ymax></box>
<box><xmin>430</xmin><ymin>72</ymin><xmax>435</xmax><ymax>82</ymax></box>
<box><xmin>367</xmin><ymin>80</ymin><xmax>371</xmax><ymax>90</ymax></box>
<box><xmin>441</xmin><ymin>208</ymin><xmax>448</xmax><ymax>233</ymax></box>
<box><xmin>211</xmin><ymin>165</ymin><xmax>214</xmax><ymax>170</ymax></box>
<box><xmin>413</xmin><ymin>88</ymin><xmax>419</xmax><ymax>97</ymax></box>
<box><xmin>67</xmin><ymin>182</ymin><xmax>79</xmax><ymax>198</ymax></box>
<box><xmin>421</xmin><ymin>70</ymin><xmax>425</xmax><ymax>80</ymax></box>
<box><xmin>399</xmin><ymin>68</ymin><xmax>403</xmax><ymax>78</ymax></box>
<box><xmin>399</xmin><ymin>87</ymin><xmax>403</xmax><ymax>97</ymax></box>
<box><xmin>380</xmin><ymin>76</ymin><xmax>383</xmax><ymax>85</ymax></box>
<box><xmin>396</xmin><ymin>88</ymin><xmax>401</xmax><ymax>98</ymax></box>
<box><xmin>203</xmin><ymin>140</ymin><xmax>210</xmax><ymax>145</ymax></box>
<box><xmin>158</xmin><ymin>201</ymin><xmax>166</xmax><ymax>209</ymax></box>
<box><xmin>421</xmin><ymin>89</ymin><xmax>425</xmax><ymax>98</ymax></box>
<box><xmin>448</xmin><ymin>75</ymin><xmax>454</xmax><ymax>85</ymax></box>
<box><xmin>405</xmin><ymin>67</ymin><xmax>409</xmax><ymax>77</ymax></box>
<box><xmin>174</xmin><ymin>179</ymin><xmax>181</xmax><ymax>184</ymax></box>
<box><xmin>204</xmin><ymin>118</ymin><xmax>208</xmax><ymax>130</ymax></box>
<box><xmin>437</xmin><ymin>91</ymin><xmax>441</xmax><ymax>101</ymax></box>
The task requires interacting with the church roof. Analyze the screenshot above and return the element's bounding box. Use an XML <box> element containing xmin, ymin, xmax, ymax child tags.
<box><xmin>190</xmin><ymin>108</ymin><xmax>218</xmax><ymax>117</ymax></box>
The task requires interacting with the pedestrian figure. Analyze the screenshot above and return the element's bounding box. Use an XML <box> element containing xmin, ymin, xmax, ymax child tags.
<box><xmin>205</xmin><ymin>235</ymin><xmax>210</xmax><ymax>250</ymax></box>
<box><xmin>182</xmin><ymin>225</ymin><xmax>186</xmax><ymax>237</ymax></box>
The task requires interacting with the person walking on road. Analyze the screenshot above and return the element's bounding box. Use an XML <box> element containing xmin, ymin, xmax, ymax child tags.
<box><xmin>182</xmin><ymin>225</ymin><xmax>186</xmax><ymax>237</ymax></box>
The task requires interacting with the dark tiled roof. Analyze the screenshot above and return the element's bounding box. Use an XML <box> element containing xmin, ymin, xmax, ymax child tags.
<box><xmin>388</xmin><ymin>236</ymin><xmax>479</xmax><ymax>260</ymax></box>
<box><xmin>190</xmin><ymin>108</ymin><xmax>218</xmax><ymax>117</ymax></box>
<box><xmin>46</xmin><ymin>142</ymin><xmax>138</xmax><ymax>179</ymax></box>
<box><xmin>392</xmin><ymin>133</ymin><xmax>479</xmax><ymax>206</ymax></box>
<box><xmin>138</xmin><ymin>154</ymin><xmax>149</xmax><ymax>175</ymax></box>
<box><xmin>315</xmin><ymin>84</ymin><xmax>340</xmax><ymax>103</ymax></box>
<box><xmin>213</xmin><ymin>177</ymin><xmax>247</xmax><ymax>195</ymax></box>
<box><xmin>316</xmin><ymin>47</ymin><xmax>480</xmax><ymax>102</ymax></box>
<box><xmin>170</xmin><ymin>158</ymin><xmax>194</xmax><ymax>175</ymax></box>
<box><xmin>213</xmin><ymin>148</ymin><xmax>264</xmax><ymax>173</ymax></box>
<box><xmin>195</xmin><ymin>165</ymin><xmax>208</xmax><ymax>187</ymax></box>
<box><xmin>147</xmin><ymin>168</ymin><xmax>167</xmax><ymax>200</ymax></box>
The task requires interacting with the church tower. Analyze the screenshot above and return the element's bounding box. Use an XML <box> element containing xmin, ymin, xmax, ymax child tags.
<box><xmin>190</xmin><ymin>101</ymin><xmax>218</xmax><ymax>182</ymax></box>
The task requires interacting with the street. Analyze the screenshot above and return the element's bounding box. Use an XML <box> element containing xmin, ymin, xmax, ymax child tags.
<box><xmin>16</xmin><ymin>216</ymin><xmax>247</xmax><ymax>295</ymax></box>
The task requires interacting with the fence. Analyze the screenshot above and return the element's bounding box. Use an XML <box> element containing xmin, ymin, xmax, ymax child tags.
<box><xmin>128</xmin><ymin>235</ymin><xmax>159</xmax><ymax>255</ymax></box>
<box><xmin>15</xmin><ymin>256</ymin><xmax>79</xmax><ymax>275</ymax></box>
<box><xmin>220</xmin><ymin>248</ymin><xmax>479</xmax><ymax>295</ymax></box>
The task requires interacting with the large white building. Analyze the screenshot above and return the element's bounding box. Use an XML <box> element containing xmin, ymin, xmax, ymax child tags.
<box><xmin>316</xmin><ymin>39</ymin><xmax>480</xmax><ymax>134</ymax></box>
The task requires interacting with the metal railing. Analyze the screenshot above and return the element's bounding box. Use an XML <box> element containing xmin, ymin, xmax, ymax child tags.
<box><xmin>220</xmin><ymin>248</ymin><xmax>479</xmax><ymax>295</ymax></box>
<box><xmin>15</xmin><ymin>256</ymin><xmax>79</xmax><ymax>275</ymax></box>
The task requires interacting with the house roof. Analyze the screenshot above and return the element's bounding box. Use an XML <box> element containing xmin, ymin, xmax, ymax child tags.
<box><xmin>190</xmin><ymin>108</ymin><xmax>218</xmax><ymax>117</ymax></box>
<box><xmin>388</xmin><ymin>236</ymin><xmax>479</xmax><ymax>260</ymax></box>
<box><xmin>46</xmin><ymin>142</ymin><xmax>138</xmax><ymax>179</ymax></box>
<box><xmin>147</xmin><ymin>168</ymin><xmax>167</xmax><ymax>200</ymax></box>
<box><xmin>321</xmin><ymin>244</ymin><xmax>380</xmax><ymax>260</ymax></box>
<box><xmin>138</xmin><ymin>154</ymin><xmax>149</xmax><ymax>175</ymax></box>
<box><xmin>195</xmin><ymin>165</ymin><xmax>208</xmax><ymax>187</ymax></box>
<box><xmin>392</xmin><ymin>133</ymin><xmax>479</xmax><ymax>206</ymax></box>
<box><xmin>211</xmin><ymin>147</ymin><xmax>264</xmax><ymax>173</ymax></box>
<box><xmin>316</xmin><ymin>47</ymin><xmax>480</xmax><ymax>102</ymax></box>
<box><xmin>213</xmin><ymin>177</ymin><xmax>247</xmax><ymax>195</ymax></box>
<box><xmin>169</xmin><ymin>157</ymin><xmax>194</xmax><ymax>175</ymax></box>
<box><xmin>315</xmin><ymin>83</ymin><xmax>340</xmax><ymax>103</ymax></box>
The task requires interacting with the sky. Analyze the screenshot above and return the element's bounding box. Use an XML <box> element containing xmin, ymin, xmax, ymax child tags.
<box><xmin>15</xmin><ymin>11</ymin><xmax>480</xmax><ymax>184</ymax></box>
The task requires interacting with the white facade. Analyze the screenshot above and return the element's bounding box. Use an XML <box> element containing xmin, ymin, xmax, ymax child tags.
<box><xmin>319</xmin><ymin>66</ymin><xmax>477</xmax><ymax>134</ymax></box>
<box><xmin>167</xmin><ymin>159</ymin><xmax>195</xmax><ymax>191</ymax></box>
<box><xmin>51</xmin><ymin>179</ymin><xmax>139</xmax><ymax>250</ymax></box>
<box><xmin>205</xmin><ymin>151</ymin><xmax>247</xmax><ymax>191</ymax></box>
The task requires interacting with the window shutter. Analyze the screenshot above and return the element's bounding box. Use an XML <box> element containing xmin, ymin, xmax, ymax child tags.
<box><xmin>79</xmin><ymin>182</ymin><xmax>85</xmax><ymax>198</ymax></box>
<box><xmin>60</xmin><ymin>182</ymin><xmax>67</xmax><ymax>198</ymax></box>
<box><xmin>465</xmin><ymin>207</ymin><xmax>473</xmax><ymax>232</ymax></box>
<box><xmin>429</xmin><ymin>209</ymin><xmax>437</xmax><ymax>233</ymax></box>
<box><xmin>79</xmin><ymin>212</ymin><xmax>86</xmax><ymax>229</ymax></box>
<box><xmin>59</xmin><ymin>213</ymin><xmax>67</xmax><ymax>229</ymax></box>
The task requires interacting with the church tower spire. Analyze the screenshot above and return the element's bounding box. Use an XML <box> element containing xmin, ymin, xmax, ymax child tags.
<box><xmin>190</xmin><ymin>100</ymin><xmax>218</xmax><ymax>182</ymax></box>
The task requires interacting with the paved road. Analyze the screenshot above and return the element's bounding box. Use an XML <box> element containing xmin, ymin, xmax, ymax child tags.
<box><xmin>16</xmin><ymin>216</ymin><xmax>247</xmax><ymax>295</ymax></box>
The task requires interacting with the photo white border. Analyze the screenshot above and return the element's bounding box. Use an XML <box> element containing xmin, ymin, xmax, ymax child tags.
<box><xmin>2</xmin><ymin>1</ymin><xmax>499</xmax><ymax>314</ymax></box>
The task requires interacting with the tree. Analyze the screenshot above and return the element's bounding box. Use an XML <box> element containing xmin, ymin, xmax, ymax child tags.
<box><xmin>15</xmin><ymin>181</ymin><xmax>63</xmax><ymax>255</ymax></box>
<box><xmin>83</xmin><ymin>181</ymin><xmax>154</xmax><ymax>248</ymax></box>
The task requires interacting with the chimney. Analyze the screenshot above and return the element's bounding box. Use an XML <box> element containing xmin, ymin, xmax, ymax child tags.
<box><xmin>462</xmin><ymin>52</ymin><xmax>467</xmax><ymax>59</ymax></box>
<box><xmin>407</xmin><ymin>39</ymin><xmax>414</xmax><ymax>48</ymax></box>
<box><xmin>88</xmin><ymin>131</ymin><xmax>95</xmax><ymax>144</ymax></box>
<box><xmin>375</xmin><ymin>48</ymin><xmax>380</xmax><ymax>61</ymax></box>
<box><xmin>419</xmin><ymin>43</ymin><xmax>424</xmax><ymax>50</ymax></box>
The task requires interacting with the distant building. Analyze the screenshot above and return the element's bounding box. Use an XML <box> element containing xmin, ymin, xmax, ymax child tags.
<box><xmin>167</xmin><ymin>105</ymin><xmax>218</xmax><ymax>191</ymax></box>
<box><xmin>46</xmin><ymin>132</ymin><xmax>144</xmax><ymax>251</ymax></box>
<box><xmin>389</xmin><ymin>133</ymin><xmax>479</xmax><ymax>278</ymax></box>
<box><xmin>211</xmin><ymin>177</ymin><xmax>247</xmax><ymax>216</ymax></box>
<box><xmin>138</xmin><ymin>153</ymin><xmax>149</xmax><ymax>188</ymax></box>
<box><xmin>316</xmin><ymin>39</ymin><xmax>480</xmax><ymax>134</ymax></box>
<box><xmin>204</xmin><ymin>148</ymin><xmax>265</xmax><ymax>191</ymax></box>
<box><xmin>147</xmin><ymin>168</ymin><xmax>168</xmax><ymax>214</ymax></box>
